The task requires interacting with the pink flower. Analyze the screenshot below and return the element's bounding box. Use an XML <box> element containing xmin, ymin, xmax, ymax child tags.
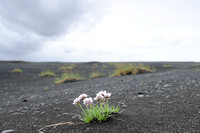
<box><xmin>97</xmin><ymin>91</ymin><xmax>106</xmax><ymax>96</ymax></box>
<box><xmin>73</xmin><ymin>98</ymin><xmax>80</xmax><ymax>105</ymax></box>
<box><xmin>94</xmin><ymin>94</ymin><xmax>104</xmax><ymax>101</ymax></box>
<box><xmin>104</xmin><ymin>92</ymin><xmax>111</xmax><ymax>98</ymax></box>
<box><xmin>95</xmin><ymin>91</ymin><xmax>111</xmax><ymax>99</ymax></box>
<box><xmin>83</xmin><ymin>97</ymin><xmax>93</xmax><ymax>106</ymax></box>
<box><xmin>78</xmin><ymin>93</ymin><xmax>88</xmax><ymax>101</ymax></box>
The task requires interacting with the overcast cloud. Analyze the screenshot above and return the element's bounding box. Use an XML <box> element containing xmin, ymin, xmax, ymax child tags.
<box><xmin>0</xmin><ymin>0</ymin><xmax>108</xmax><ymax>59</ymax></box>
<box><xmin>0</xmin><ymin>0</ymin><xmax>200</xmax><ymax>62</ymax></box>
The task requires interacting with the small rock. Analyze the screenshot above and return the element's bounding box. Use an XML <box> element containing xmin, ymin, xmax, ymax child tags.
<box><xmin>41</xmin><ymin>111</ymin><xmax>45</xmax><ymax>115</ymax></box>
<box><xmin>145</xmin><ymin>95</ymin><xmax>150</xmax><ymax>97</ymax></box>
<box><xmin>33</xmin><ymin>111</ymin><xmax>40</xmax><ymax>114</ymax></box>
<box><xmin>63</xmin><ymin>113</ymin><xmax>69</xmax><ymax>115</ymax></box>
<box><xmin>33</xmin><ymin>125</ymin><xmax>37</xmax><ymax>128</ymax></box>
<box><xmin>155</xmin><ymin>101</ymin><xmax>162</xmax><ymax>104</ymax></box>
<box><xmin>72</xmin><ymin>114</ymin><xmax>80</xmax><ymax>119</ymax></box>
<box><xmin>138</xmin><ymin>94</ymin><xmax>144</xmax><ymax>98</ymax></box>
<box><xmin>39</xmin><ymin>131</ymin><xmax>44</xmax><ymax>133</ymax></box>
<box><xmin>12</xmin><ymin>112</ymin><xmax>19</xmax><ymax>115</ymax></box>
<box><xmin>156</xmin><ymin>89</ymin><xmax>163</xmax><ymax>93</ymax></box>
<box><xmin>21</xmin><ymin>110</ymin><xmax>27</xmax><ymax>113</ymax></box>
<box><xmin>164</xmin><ymin>84</ymin><xmax>171</xmax><ymax>88</ymax></box>
<box><xmin>53</xmin><ymin>107</ymin><xmax>60</xmax><ymax>111</ymax></box>
<box><xmin>122</xmin><ymin>104</ymin><xmax>127</xmax><ymax>107</ymax></box>
<box><xmin>23</xmin><ymin>107</ymin><xmax>28</xmax><ymax>110</ymax></box>
<box><xmin>155</xmin><ymin>83</ymin><xmax>160</xmax><ymax>88</ymax></box>
<box><xmin>2</xmin><ymin>129</ymin><xmax>15</xmax><ymax>133</ymax></box>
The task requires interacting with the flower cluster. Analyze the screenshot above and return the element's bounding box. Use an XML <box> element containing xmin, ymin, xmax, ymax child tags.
<box><xmin>94</xmin><ymin>91</ymin><xmax>111</xmax><ymax>101</ymax></box>
<box><xmin>83</xmin><ymin>97</ymin><xmax>93</xmax><ymax>106</ymax></box>
<box><xmin>73</xmin><ymin>93</ymin><xmax>87</xmax><ymax>105</ymax></box>
<box><xmin>73</xmin><ymin>91</ymin><xmax>120</xmax><ymax>123</ymax></box>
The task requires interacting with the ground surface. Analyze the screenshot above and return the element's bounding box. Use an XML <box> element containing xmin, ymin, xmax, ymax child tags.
<box><xmin>0</xmin><ymin>62</ymin><xmax>200</xmax><ymax>133</ymax></box>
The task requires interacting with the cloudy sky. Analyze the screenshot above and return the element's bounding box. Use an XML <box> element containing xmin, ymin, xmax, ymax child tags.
<box><xmin>0</xmin><ymin>0</ymin><xmax>200</xmax><ymax>62</ymax></box>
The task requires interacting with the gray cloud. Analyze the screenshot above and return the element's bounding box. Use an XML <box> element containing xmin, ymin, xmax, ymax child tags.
<box><xmin>0</xmin><ymin>0</ymin><xmax>106</xmax><ymax>36</ymax></box>
<box><xmin>0</xmin><ymin>0</ymin><xmax>108</xmax><ymax>59</ymax></box>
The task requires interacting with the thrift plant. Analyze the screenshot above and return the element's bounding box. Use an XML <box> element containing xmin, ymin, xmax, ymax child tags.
<box><xmin>73</xmin><ymin>91</ymin><xmax>120</xmax><ymax>123</ymax></box>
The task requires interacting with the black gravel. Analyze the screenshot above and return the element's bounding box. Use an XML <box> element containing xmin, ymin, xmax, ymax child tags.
<box><xmin>0</xmin><ymin>62</ymin><xmax>200</xmax><ymax>133</ymax></box>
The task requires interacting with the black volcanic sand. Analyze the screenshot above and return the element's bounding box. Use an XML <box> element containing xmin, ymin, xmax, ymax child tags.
<box><xmin>0</xmin><ymin>62</ymin><xmax>200</xmax><ymax>133</ymax></box>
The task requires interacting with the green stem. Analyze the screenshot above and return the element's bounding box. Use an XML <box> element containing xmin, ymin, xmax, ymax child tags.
<box><xmin>78</xmin><ymin>103</ymin><xmax>86</xmax><ymax>114</ymax></box>
<box><xmin>100</xmin><ymin>100</ymin><xmax>103</xmax><ymax>109</ymax></box>
<box><xmin>107</xmin><ymin>98</ymin><xmax>108</xmax><ymax>107</ymax></box>
<box><xmin>90</xmin><ymin>104</ymin><xmax>93</xmax><ymax>109</ymax></box>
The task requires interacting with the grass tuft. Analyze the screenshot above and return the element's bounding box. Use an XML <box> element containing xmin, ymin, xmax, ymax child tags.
<box><xmin>90</xmin><ymin>72</ymin><xmax>105</xmax><ymax>78</ymax></box>
<box><xmin>194</xmin><ymin>67</ymin><xmax>200</xmax><ymax>72</ymax></box>
<box><xmin>39</xmin><ymin>70</ymin><xmax>56</xmax><ymax>77</ymax></box>
<box><xmin>59</xmin><ymin>64</ymin><xmax>76</xmax><ymax>71</ymax></box>
<box><xmin>192</xmin><ymin>63</ymin><xmax>200</xmax><ymax>67</ymax></box>
<box><xmin>55</xmin><ymin>73</ymin><xmax>84</xmax><ymax>84</ymax></box>
<box><xmin>112</xmin><ymin>63</ymin><xmax>154</xmax><ymax>77</ymax></box>
<box><xmin>162</xmin><ymin>64</ymin><xmax>173</xmax><ymax>68</ymax></box>
<box><xmin>44</xmin><ymin>87</ymin><xmax>49</xmax><ymax>91</ymax></box>
<box><xmin>12</xmin><ymin>68</ymin><xmax>23</xmax><ymax>73</ymax></box>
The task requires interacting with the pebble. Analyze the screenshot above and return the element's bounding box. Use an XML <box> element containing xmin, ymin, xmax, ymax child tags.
<box><xmin>155</xmin><ymin>83</ymin><xmax>160</xmax><ymax>88</ymax></box>
<box><xmin>12</xmin><ymin>112</ymin><xmax>19</xmax><ymax>115</ymax></box>
<box><xmin>122</xmin><ymin>104</ymin><xmax>127</xmax><ymax>107</ymax></box>
<box><xmin>155</xmin><ymin>101</ymin><xmax>162</xmax><ymax>104</ymax></box>
<box><xmin>138</xmin><ymin>94</ymin><xmax>144</xmax><ymax>98</ymax></box>
<box><xmin>145</xmin><ymin>95</ymin><xmax>150</xmax><ymax>97</ymax></box>
<box><xmin>33</xmin><ymin>111</ymin><xmax>40</xmax><ymax>114</ymax></box>
<box><xmin>53</xmin><ymin>107</ymin><xmax>60</xmax><ymax>111</ymax></box>
<box><xmin>41</xmin><ymin>111</ymin><xmax>45</xmax><ymax>115</ymax></box>
<box><xmin>1</xmin><ymin>130</ymin><xmax>15</xmax><ymax>133</ymax></box>
<box><xmin>166</xmin><ymin>95</ymin><xmax>169</xmax><ymax>98</ymax></box>
<box><xmin>72</xmin><ymin>114</ymin><xmax>80</xmax><ymax>119</ymax></box>
<box><xmin>63</xmin><ymin>113</ymin><xmax>69</xmax><ymax>115</ymax></box>
<box><xmin>164</xmin><ymin>84</ymin><xmax>171</xmax><ymax>88</ymax></box>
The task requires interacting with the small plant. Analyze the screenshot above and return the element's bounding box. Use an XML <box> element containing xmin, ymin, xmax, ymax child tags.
<box><xmin>192</xmin><ymin>63</ymin><xmax>200</xmax><ymax>67</ymax></box>
<box><xmin>39</xmin><ymin>70</ymin><xmax>56</xmax><ymax>77</ymax></box>
<box><xmin>112</xmin><ymin>64</ymin><xmax>153</xmax><ymax>77</ymax></box>
<box><xmin>102</xmin><ymin>64</ymin><xmax>107</xmax><ymax>68</ymax></box>
<box><xmin>194</xmin><ymin>67</ymin><xmax>200</xmax><ymax>71</ymax></box>
<box><xmin>55</xmin><ymin>73</ymin><xmax>84</xmax><ymax>84</ymax></box>
<box><xmin>90</xmin><ymin>72</ymin><xmax>105</xmax><ymax>78</ymax></box>
<box><xmin>162</xmin><ymin>64</ymin><xmax>173</xmax><ymax>68</ymax></box>
<box><xmin>59</xmin><ymin>64</ymin><xmax>76</xmax><ymax>71</ymax></box>
<box><xmin>0</xmin><ymin>90</ymin><xmax>3</xmax><ymax>94</ymax></box>
<box><xmin>44</xmin><ymin>87</ymin><xmax>49</xmax><ymax>91</ymax></box>
<box><xmin>140</xmin><ymin>81</ymin><xmax>144</xmax><ymax>84</ymax></box>
<box><xmin>73</xmin><ymin>91</ymin><xmax>120</xmax><ymax>123</ymax></box>
<box><xmin>12</xmin><ymin>68</ymin><xmax>23</xmax><ymax>73</ymax></box>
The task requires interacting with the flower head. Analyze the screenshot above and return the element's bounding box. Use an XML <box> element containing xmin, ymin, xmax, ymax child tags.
<box><xmin>78</xmin><ymin>93</ymin><xmax>88</xmax><ymax>101</ymax></box>
<box><xmin>73</xmin><ymin>98</ymin><xmax>80</xmax><ymax>105</ymax></box>
<box><xmin>95</xmin><ymin>91</ymin><xmax>111</xmax><ymax>99</ymax></box>
<box><xmin>83</xmin><ymin>97</ymin><xmax>93</xmax><ymax>106</ymax></box>
<box><xmin>104</xmin><ymin>92</ymin><xmax>111</xmax><ymax>98</ymax></box>
<box><xmin>97</xmin><ymin>91</ymin><xmax>106</xmax><ymax>96</ymax></box>
<box><xmin>94</xmin><ymin>93</ymin><xmax>104</xmax><ymax>101</ymax></box>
